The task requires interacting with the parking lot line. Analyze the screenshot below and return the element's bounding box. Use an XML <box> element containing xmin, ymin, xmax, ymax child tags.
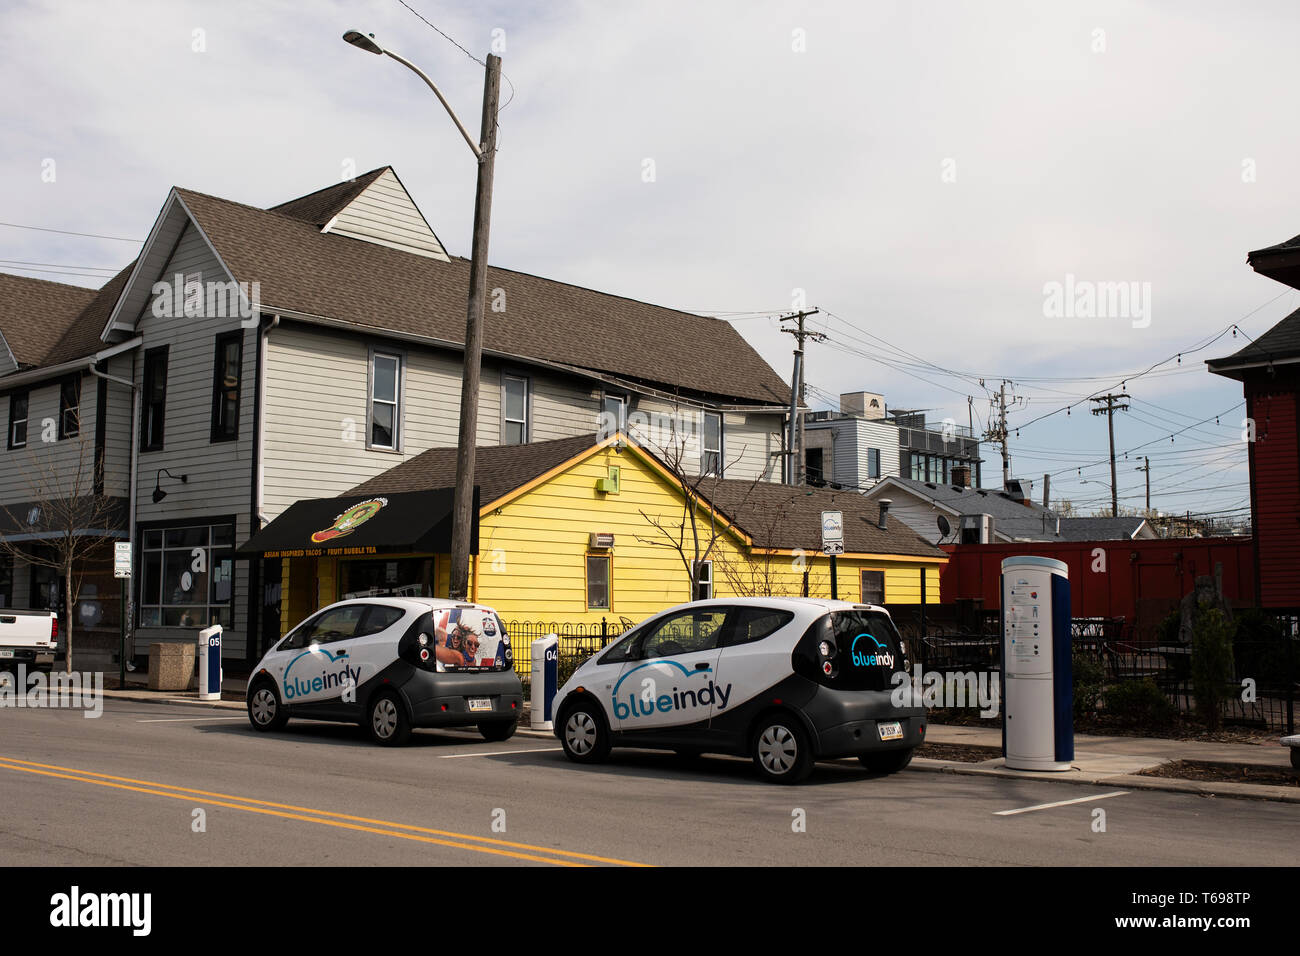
<box><xmin>994</xmin><ymin>791</ymin><xmax>1129</xmax><ymax>816</ymax></box>
<box><xmin>438</xmin><ymin>747</ymin><xmax>563</xmax><ymax>758</ymax></box>
<box><xmin>0</xmin><ymin>754</ymin><xmax>650</xmax><ymax>867</ymax></box>
<box><xmin>136</xmin><ymin>716</ymin><xmax>248</xmax><ymax>722</ymax></box>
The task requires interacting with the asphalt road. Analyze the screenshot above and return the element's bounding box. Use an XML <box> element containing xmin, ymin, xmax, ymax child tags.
<box><xmin>1</xmin><ymin>698</ymin><xmax>1296</xmax><ymax>867</ymax></box>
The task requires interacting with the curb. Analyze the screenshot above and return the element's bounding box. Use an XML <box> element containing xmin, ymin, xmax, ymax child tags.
<box><xmin>908</xmin><ymin>757</ymin><xmax>1300</xmax><ymax>804</ymax></box>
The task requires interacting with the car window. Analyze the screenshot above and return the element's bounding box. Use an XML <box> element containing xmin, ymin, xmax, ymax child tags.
<box><xmin>300</xmin><ymin>605</ymin><xmax>368</xmax><ymax>645</ymax></box>
<box><xmin>359</xmin><ymin>605</ymin><xmax>406</xmax><ymax>637</ymax></box>
<box><xmin>598</xmin><ymin>626</ymin><xmax>642</xmax><ymax>665</ymax></box>
<box><xmin>721</xmin><ymin>607</ymin><xmax>794</xmax><ymax>647</ymax></box>
<box><xmin>637</xmin><ymin>608</ymin><xmax>729</xmax><ymax>659</ymax></box>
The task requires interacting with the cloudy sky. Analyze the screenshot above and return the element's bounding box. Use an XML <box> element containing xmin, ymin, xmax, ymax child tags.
<box><xmin>3</xmin><ymin>0</ymin><xmax>1297</xmax><ymax>521</ymax></box>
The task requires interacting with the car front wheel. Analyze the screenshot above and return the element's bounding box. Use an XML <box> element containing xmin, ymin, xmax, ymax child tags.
<box><xmin>560</xmin><ymin>702</ymin><xmax>611</xmax><ymax>763</ymax></box>
<box><xmin>752</xmin><ymin>716</ymin><xmax>814</xmax><ymax>784</ymax></box>
<box><xmin>247</xmin><ymin>681</ymin><xmax>288</xmax><ymax>733</ymax></box>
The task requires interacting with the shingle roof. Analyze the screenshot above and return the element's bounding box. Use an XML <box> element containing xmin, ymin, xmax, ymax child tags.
<box><xmin>173</xmin><ymin>179</ymin><xmax>791</xmax><ymax>405</ymax></box>
<box><xmin>39</xmin><ymin>265</ymin><xmax>135</xmax><ymax>367</ymax></box>
<box><xmin>1207</xmin><ymin>305</ymin><xmax>1300</xmax><ymax>371</ymax></box>
<box><xmin>347</xmin><ymin>434</ymin><xmax>597</xmax><ymax>505</ymax></box>
<box><xmin>1055</xmin><ymin>517</ymin><xmax>1148</xmax><ymax>541</ymax></box>
<box><xmin>0</xmin><ymin>273</ymin><xmax>99</xmax><ymax>367</ymax></box>
<box><xmin>269</xmin><ymin>166</ymin><xmax>389</xmax><ymax>226</ymax></box>
<box><xmin>705</xmin><ymin>479</ymin><xmax>946</xmax><ymax>558</ymax></box>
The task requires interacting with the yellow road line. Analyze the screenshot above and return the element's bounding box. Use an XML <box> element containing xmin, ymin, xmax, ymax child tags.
<box><xmin>0</xmin><ymin>755</ymin><xmax>650</xmax><ymax>867</ymax></box>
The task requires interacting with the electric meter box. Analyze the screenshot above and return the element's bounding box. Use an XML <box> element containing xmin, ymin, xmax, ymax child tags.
<box><xmin>1000</xmin><ymin>556</ymin><xmax>1073</xmax><ymax>771</ymax></box>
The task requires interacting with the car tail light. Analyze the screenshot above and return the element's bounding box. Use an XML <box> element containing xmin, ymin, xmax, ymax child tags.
<box><xmin>51</xmin><ymin>617</ymin><xmax>58</xmax><ymax>640</ymax></box>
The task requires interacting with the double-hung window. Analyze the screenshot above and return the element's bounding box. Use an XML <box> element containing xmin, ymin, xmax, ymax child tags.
<box><xmin>369</xmin><ymin>351</ymin><xmax>401</xmax><ymax>450</ymax></box>
<box><xmin>141</xmin><ymin>347</ymin><xmax>168</xmax><ymax>451</ymax></box>
<box><xmin>601</xmin><ymin>394</ymin><xmax>627</xmax><ymax>437</ymax></box>
<box><xmin>58</xmin><ymin>375</ymin><xmax>81</xmax><ymax>440</ymax></box>
<box><xmin>701</xmin><ymin>411</ymin><xmax>722</xmax><ymax>476</ymax></box>
<box><xmin>7</xmin><ymin>392</ymin><xmax>28</xmax><ymax>449</ymax></box>
<box><xmin>210</xmin><ymin>332</ymin><xmax>242</xmax><ymax>442</ymax></box>
<box><xmin>503</xmin><ymin>375</ymin><xmax>528</xmax><ymax>444</ymax></box>
<box><xmin>868</xmin><ymin>447</ymin><xmax>881</xmax><ymax>479</ymax></box>
<box><xmin>586</xmin><ymin>554</ymin><xmax>610</xmax><ymax>609</ymax></box>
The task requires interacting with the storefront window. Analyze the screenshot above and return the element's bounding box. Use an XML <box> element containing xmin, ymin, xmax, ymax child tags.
<box><xmin>339</xmin><ymin>557</ymin><xmax>434</xmax><ymax>599</ymax></box>
<box><xmin>139</xmin><ymin>523</ymin><xmax>234</xmax><ymax>628</ymax></box>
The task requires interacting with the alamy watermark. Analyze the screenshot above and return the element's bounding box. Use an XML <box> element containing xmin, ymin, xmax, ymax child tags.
<box><xmin>0</xmin><ymin>665</ymin><xmax>103</xmax><ymax>718</ymax></box>
<box><xmin>1043</xmin><ymin>273</ymin><xmax>1151</xmax><ymax>328</ymax></box>
<box><xmin>891</xmin><ymin>666</ymin><xmax>1000</xmax><ymax>718</ymax></box>
<box><xmin>150</xmin><ymin>272</ymin><xmax>261</xmax><ymax>328</ymax></box>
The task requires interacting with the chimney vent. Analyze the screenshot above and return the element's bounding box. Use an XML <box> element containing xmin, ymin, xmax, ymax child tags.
<box><xmin>877</xmin><ymin>498</ymin><xmax>892</xmax><ymax>530</ymax></box>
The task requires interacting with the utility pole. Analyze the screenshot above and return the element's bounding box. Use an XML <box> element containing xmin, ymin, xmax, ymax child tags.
<box><xmin>341</xmin><ymin>31</ymin><xmax>500</xmax><ymax>601</ymax></box>
<box><xmin>1135</xmin><ymin>456</ymin><xmax>1150</xmax><ymax>514</ymax></box>
<box><xmin>779</xmin><ymin>309</ymin><xmax>822</xmax><ymax>485</ymax></box>
<box><xmin>981</xmin><ymin>380</ymin><xmax>1017</xmax><ymax>490</ymax></box>
<box><xmin>449</xmin><ymin>54</ymin><xmax>502</xmax><ymax>599</ymax></box>
<box><xmin>1090</xmin><ymin>392</ymin><xmax>1130</xmax><ymax>518</ymax></box>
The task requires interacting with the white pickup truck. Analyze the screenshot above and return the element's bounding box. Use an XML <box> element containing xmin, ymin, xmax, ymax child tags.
<box><xmin>0</xmin><ymin>609</ymin><xmax>60</xmax><ymax>672</ymax></box>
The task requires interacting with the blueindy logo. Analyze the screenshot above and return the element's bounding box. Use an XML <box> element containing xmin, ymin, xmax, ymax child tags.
<box><xmin>611</xmin><ymin>660</ymin><xmax>732</xmax><ymax>720</ymax></box>
<box><xmin>282</xmin><ymin>648</ymin><xmax>361</xmax><ymax>700</ymax></box>
<box><xmin>850</xmin><ymin>633</ymin><xmax>895</xmax><ymax>669</ymax></box>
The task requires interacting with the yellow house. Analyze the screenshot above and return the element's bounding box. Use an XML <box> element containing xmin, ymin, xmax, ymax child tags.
<box><xmin>242</xmin><ymin>433</ymin><xmax>946</xmax><ymax>647</ymax></box>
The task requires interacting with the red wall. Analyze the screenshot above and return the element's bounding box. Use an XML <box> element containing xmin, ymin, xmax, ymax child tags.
<box><xmin>940</xmin><ymin>537</ymin><xmax>1255</xmax><ymax>640</ymax></box>
<box><xmin>1246</xmin><ymin>383</ymin><xmax>1300</xmax><ymax>608</ymax></box>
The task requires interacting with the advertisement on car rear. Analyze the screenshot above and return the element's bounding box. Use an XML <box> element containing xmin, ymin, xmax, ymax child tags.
<box><xmin>433</xmin><ymin>607</ymin><xmax>510</xmax><ymax>671</ymax></box>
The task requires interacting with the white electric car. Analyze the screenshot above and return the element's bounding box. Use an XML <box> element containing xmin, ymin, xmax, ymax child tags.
<box><xmin>246</xmin><ymin>598</ymin><xmax>522</xmax><ymax>745</ymax></box>
<box><xmin>552</xmin><ymin>597</ymin><xmax>926</xmax><ymax>783</ymax></box>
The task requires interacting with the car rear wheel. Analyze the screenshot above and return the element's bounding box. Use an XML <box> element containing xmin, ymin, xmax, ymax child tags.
<box><xmin>247</xmin><ymin>681</ymin><xmax>288</xmax><ymax>733</ymax></box>
<box><xmin>478</xmin><ymin>719</ymin><xmax>517</xmax><ymax>742</ymax></box>
<box><xmin>859</xmin><ymin>748</ymin><xmax>914</xmax><ymax>774</ymax></box>
<box><xmin>752</xmin><ymin>716</ymin><xmax>814</xmax><ymax>784</ymax></box>
<box><xmin>367</xmin><ymin>690</ymin><xmax>411</xmax><ymax>746</ymax></box>
<box><xmin>560</xmin><ymin>702</ymin><xmax>611</xmax><ymax>764</ymax></box>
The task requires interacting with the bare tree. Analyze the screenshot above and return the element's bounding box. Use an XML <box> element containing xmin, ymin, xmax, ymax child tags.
<box><xmin>628</xmin><ymin>405</ymin><xmax>745</xmax><ymax>601</ymax></box>
<box><xmin>0</xmin><ymin>429</ymin><xmax>122</xmax><ymax>674</ymax></box>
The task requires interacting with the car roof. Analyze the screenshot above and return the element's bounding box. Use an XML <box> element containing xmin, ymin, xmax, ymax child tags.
<box><xmin>323</xmin><ymin>596</ymin><xmax>499</xmax><ymax>614</ymax></box>
<box><xmin>654</xmin><ymin>596</ymin><xmax>889</xmax><ymax>617</ymax></box>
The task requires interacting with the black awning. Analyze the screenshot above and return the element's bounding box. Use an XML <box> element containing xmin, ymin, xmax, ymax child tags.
<box><xmin>236</xmin><ymin>487</ymin><xmax>478</xmax><ymax>559</ymax></box>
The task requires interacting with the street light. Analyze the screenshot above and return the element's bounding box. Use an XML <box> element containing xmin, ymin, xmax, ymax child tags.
<box><xmin>343</xmin><ymin>29</ymin><xmax>501</xmax><ymax>600</ymax></box>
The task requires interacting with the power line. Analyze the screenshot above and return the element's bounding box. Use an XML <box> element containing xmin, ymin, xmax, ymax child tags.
<box><xmin>0</xmin><ymin>221</ymin><xmax>141</xmax><ymax>243</ymax></box>
<box><xmin>394</xmin><ymin>0</ymin><xmax>517</xmax><ymax>111</ymax></box>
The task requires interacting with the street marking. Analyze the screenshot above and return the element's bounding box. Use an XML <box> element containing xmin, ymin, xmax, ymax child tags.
<box><xmin>439</xmin><ymin>747</ymin><xmax>563</xmax><ymax>758</ymax></box>
<box><xmin>994</xmin><ymin>791</ymin><xmax>1129</xmax><ymax>816</ymax></box>
<box><xmin>137</xmin><ymin>717</ymin><xmax>247</xmax><ymax>723</ymax></box>
<box><xmin>0</xmin><ymin>754</ymin><xmax>649</xmax><ymax>867</ymax></box>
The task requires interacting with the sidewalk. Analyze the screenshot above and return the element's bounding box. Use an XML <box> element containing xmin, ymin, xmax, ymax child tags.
<box><xmin>917</xmin><ymin>723</ymin><xmax>1299</xmax><ymax>804</ymax></box>
<box><xmin>103</xmin><ymin>676</ymin><xmax>1298</xmax><ymax>803</ymax></box>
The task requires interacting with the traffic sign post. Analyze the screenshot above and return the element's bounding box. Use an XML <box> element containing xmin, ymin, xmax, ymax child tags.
<box><xmin>115</xmin><ymin>542</ymin><xmax>131</xmax><ymax>689</ymax></box>
<box><xmin>822</xmin><ymin>511</ymin><xmax>844</xmax><ymax>598</ymax></box>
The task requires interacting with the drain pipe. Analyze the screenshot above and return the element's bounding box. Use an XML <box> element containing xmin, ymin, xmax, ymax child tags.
<box><xmin>88</xmin><ymin>343</ymin><xmax>140</xmax><ymax>678</ymax></box>
<box><xmin>256</xmin><ymin>314</ymin><xmax>280</xmax><ymax>530</ymax></box>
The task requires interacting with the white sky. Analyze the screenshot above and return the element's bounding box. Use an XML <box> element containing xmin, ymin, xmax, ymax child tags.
<box><xmin>3</xmin><ymin>0</ymin><xmax>1297</xmax><ymax>520</ymax></box>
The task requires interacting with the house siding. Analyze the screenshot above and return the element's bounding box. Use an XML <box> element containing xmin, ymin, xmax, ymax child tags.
<box><xmin>326</xmin><ymin>168</ymin><xmax>450</xmax><ymax>262</ymax></box>
<box><xmin>130</xmin><ymin>223</ymin><xmax>257</xmax><ymax>659</ymax></box>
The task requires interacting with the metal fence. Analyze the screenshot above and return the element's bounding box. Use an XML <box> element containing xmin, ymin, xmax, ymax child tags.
<box><xmin>503</xmin><ymin>619</ymin><xmax>628</xmax><ymax>688</ymax></box>
<box><xmin>910</xmin><ymin>613</ymin><xmax>1297</xmax><ymax>733</ymax></box>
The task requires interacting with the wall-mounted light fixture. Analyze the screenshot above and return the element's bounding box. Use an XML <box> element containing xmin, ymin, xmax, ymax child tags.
<box><xmin>152</xmin><ymin>469</ymin><xmax>188</xmax><ymax>504</ymax></box>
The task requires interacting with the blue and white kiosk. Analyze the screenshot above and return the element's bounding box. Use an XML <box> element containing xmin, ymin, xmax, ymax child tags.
<box><xmin>1000</xmin><ymin>556</ymin><xmax>1073</xmax><ymax>771</ymax></box>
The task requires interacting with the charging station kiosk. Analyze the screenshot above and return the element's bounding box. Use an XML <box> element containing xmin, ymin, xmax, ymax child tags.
<box><xmin>198</xmin><ymin>625</ymin><xmax>222</xmax><ymax>702</ymax></box>
<box><xmin>531</xmin><ymin>634</ymin><xmax>559</xmax><ymax>731</ymax></box>
<box><xmin>1000</xmin><ymin>556</ymin><xmax>1072</xmax><ymax>771</ymax></box>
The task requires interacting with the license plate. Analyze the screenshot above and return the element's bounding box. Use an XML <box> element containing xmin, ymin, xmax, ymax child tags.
<box><xmin>0</xmin><ymin>650</ymin><xmax>13</xmax><ymax>659</ymax></box>
<box><xmin>467</xmin><ymin>697</ymin><xmax>492</xmax><ymax>713</ymax></box>
<box><xmin>878</xmin><ymin>721</ymin><xmax>903</xmax><ymax>741</ymax></box>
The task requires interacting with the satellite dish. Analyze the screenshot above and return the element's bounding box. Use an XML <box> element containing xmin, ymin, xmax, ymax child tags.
<box><xmin>937</xmin><ymin>515</ymin><xmax>952</xmax><ymax>540</ymax></box>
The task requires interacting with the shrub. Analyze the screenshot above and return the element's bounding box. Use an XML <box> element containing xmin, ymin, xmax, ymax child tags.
<box><xmin>1191</xmin><ymin>606</ymin><xmax>1234</xmax><ymax>731</ymax></box>
<box><xmin>1072</xmin><ymin>648</ymin><xmax>1105</xmax><ymax>720</ymax></box>
<box><xmin>1156</xmin><ymin>610</ymin><xmax>1181</xmax><ymax>645</ymax></box>
<box><xmin>1102</xmin><ymin>679</ymin><xmax>1177</xmax><ymax>728</ymax></box>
